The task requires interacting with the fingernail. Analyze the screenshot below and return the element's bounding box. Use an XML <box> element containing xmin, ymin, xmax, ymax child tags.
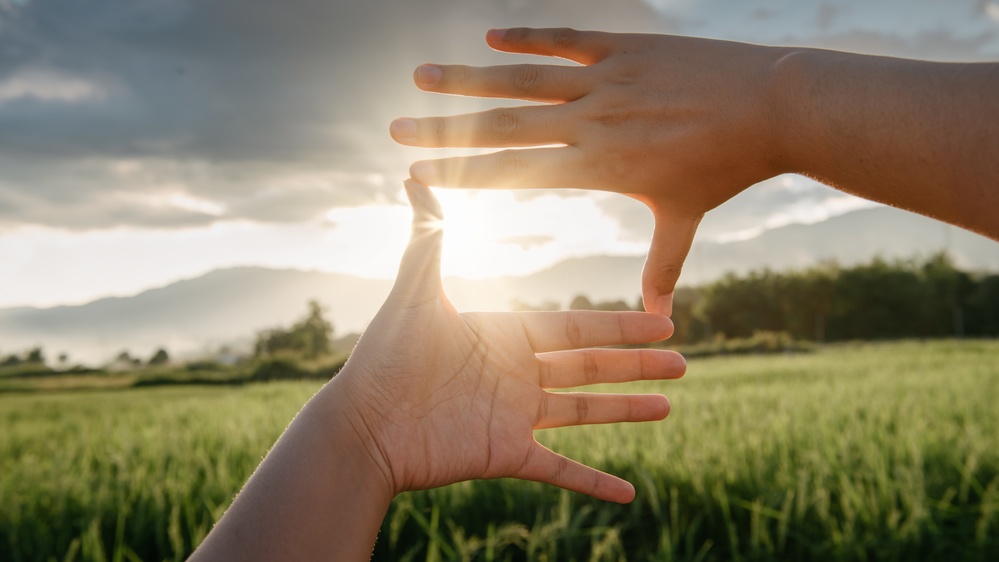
<box><xmin>390</xmin><ymin>118</ymin><xmax>417</xmax><ymax>141</ymax></box>
<box><xmin>486</xmin><ymin>28</ymin><xmax>507</xmax><ymax>42</ymax></box>
<box><xmin>655</xmin><ymin>293</ymin><xmax>674</xmax><ymax>317</ymax></box>
<box><xmin>409</xmin><ymin>161</ymin><xmax>438</xmax><ymax>185</ymax></box>
<box><xmin>415</xmin><ymin>64</ymin><xmax>441</xmax><ymax>86</ymax></box>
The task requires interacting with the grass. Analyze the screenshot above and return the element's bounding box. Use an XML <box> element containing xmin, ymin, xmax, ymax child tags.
<box><xmin>1</xmin><ymin>339</ymin><xmax>997</xmax><ymax>561</ymax></box>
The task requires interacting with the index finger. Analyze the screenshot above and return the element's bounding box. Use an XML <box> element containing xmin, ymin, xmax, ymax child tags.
<box><xmin>499</xmin><ymin>310</ymin><xmax>673</xmax><ymax>353</ymax></box>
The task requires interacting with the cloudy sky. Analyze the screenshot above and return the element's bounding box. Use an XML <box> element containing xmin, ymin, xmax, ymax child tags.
<box><xmin>1</xmin><ymin>0</ymin><xmax>998</xmax><ymax>308</ymax></box>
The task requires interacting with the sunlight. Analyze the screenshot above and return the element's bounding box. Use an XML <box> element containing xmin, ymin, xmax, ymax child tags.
<box><xmin>432</xmin><ymin>189</ymin><xmax>647</xmax><ymax>279</ymax></box>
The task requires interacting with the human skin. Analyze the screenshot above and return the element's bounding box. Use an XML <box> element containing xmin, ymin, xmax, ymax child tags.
<box><xmin>390</xmin><ymin>28</ymin><xmax>999</xmax><ymax>315</ymax></box>
<box><xmin>188</xmin><ymin>180</ymin><xmax>685</xmax><ymax>561</ymax></box>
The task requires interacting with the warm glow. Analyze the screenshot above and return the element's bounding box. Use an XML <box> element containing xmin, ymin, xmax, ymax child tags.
<box><xmin>432</xmin><ymin>189</ymin><xmax>647</xmax><ymax>279</ymax></box>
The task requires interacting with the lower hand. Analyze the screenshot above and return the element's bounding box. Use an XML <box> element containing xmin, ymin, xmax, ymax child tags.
<box><xmin>326</xmin><ymin>180</ymin><xmax>686</xmax><ymax>503</ymax></box>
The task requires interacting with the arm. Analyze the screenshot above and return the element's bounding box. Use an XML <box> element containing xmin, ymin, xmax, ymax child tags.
<box><xmin>390</xmin><ymin>28</ymin><xmax>999</xmax><ymax>314</ymax></box>
<box><xmin>188</xmin><ymin>180</ymin><xmax>685</xmax><ymax>561</ymax></box>
<box><xmin>773</xmin><ymin>48</ymin><xmax>999</xmax><ymax>237</ymax></box>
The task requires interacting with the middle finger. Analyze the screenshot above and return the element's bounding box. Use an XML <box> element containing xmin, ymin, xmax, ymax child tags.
<box><xmin>413</xmin><ymin>63</ymin><xmax>594</xmax><ymax>102</ymax></box>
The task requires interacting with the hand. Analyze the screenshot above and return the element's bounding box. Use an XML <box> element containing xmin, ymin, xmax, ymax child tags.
<box><xmin>328</xmin><ymin>179</ymin><xmax>686</xmax><ymax>503</ymax></box>
<box><xmin>390</xmin><ymin>28</ymin><xmax>789</xmax><ymax>314</ymax></box>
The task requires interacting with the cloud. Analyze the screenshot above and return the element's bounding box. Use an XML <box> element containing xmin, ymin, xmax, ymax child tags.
<box><xmin>0</xmin><ymin>0</ymin><xmax>666</xmax><ymax>230</ymax></box>
<box><xmin>984</xmin><ymin>2</ymin><xmax>999</xmax><ymax>24</ymax></box>
<box><xmin>592</xmin><ymin>175</ymin><xmax>881</xmax><ymax>245</ymax></box>
<box><xmin>0</xmin><ymin>68</ymin><xmax>105</xmax><ymax>105</ymax></box>
<box><xmin>496</xmin><ymin>234</ymin><xmax>555</xmax><ymax>249</ymax></box>
<box><xmin>1</xmin><ymin>0</ymin><xmax>993</xmax><ymax>235</ymax></box>
<box><xmin>645</xmin><ymin>0</ymin><xmax>999</xmax><ymax>59</ymax></box>
<box><xmin>0</xmin><ymin>155</ymin><xmax>403</xmax><ymax>229</ymax></box>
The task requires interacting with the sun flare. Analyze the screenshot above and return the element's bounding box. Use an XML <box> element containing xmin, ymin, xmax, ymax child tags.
<box><xmin>432</xmin><ymin>189</ymin><xmax>646</xmax><ymax>280</ymax></box>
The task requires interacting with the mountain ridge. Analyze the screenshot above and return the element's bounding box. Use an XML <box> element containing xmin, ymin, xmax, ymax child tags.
<box><xmin>2</xmin><ymin>207</ymin><xmax>997</xmax><ymax>364</ymax></box>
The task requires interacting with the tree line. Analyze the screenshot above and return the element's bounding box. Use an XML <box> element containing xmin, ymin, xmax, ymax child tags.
<box><xmin>4</xmin><ymin>254</ymin><xmax>997</xmax><ymax>377</ymax></box>
<box><xmin>521</xmin><ymin>253</ymin><xmax>999</xmax><ymax>345</ymax></box>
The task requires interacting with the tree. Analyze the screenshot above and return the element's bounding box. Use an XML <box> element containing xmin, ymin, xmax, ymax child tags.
<box><xmin>568</xmin><ymin>295</ymin><xmax>594</xmax><ymax>310</ymax></box>
<box><xmin>25</xmin><ymin>347</ymin><xmax>44</xmax><ymax>365</ymax></box>
<box><xmin>115</xmin><ymin>350</ymin><xmax>142</xmax><ymax>367</ymax></box>
<box><xmin>148</xmin><ymin>348</ymin><xmax>170</xmax><ymax>366</ymax></box>
<box><xmin>593</xmin><ymin>299</ymin><xmax>632</xmax><ymax>311</ymax></box>
<box><xmin>0</xmin><ymin>354</ymin><xmax>20</xmax><ymax>368</ymax></box>
<box><xmin>255</xmin><ymin>300</ymin><xmax>335</xmax><ymax>359</ymax></box>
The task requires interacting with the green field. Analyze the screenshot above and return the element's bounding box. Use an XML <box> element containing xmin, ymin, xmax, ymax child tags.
<box><xmin>2</xmin><ymin>340</ymin><xmax>998</xmax><ymax>561</ymax></box>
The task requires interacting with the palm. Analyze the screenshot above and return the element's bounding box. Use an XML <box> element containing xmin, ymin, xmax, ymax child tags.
<box><xmin>336</xmin><ymin>181</ymin><xmax>685</xmax><ymax>503</ymax></box>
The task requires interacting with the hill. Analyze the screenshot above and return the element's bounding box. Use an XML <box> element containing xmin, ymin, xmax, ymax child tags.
<box><xmin>1</xmin><ymin>207</ymin><xmax>996</xmax><ymax>363</ymax></box>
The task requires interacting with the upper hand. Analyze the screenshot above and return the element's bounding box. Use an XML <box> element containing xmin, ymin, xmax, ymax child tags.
<box><xmin>390</xmin><ymin>28</ymin><xmax>789</xmax><ymax>314</ymax></box>
<box><xmin>327</xmin><ymin>180</ymin><xmax>685</xmax><ymax>503</ymax></box>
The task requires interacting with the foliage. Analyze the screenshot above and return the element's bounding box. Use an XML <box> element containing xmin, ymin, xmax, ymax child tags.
<box><xmin>148</xmin><ymin>348</ymin><xmax>170</xmax><ymax>366</ymax></box>
<box><xmin>249</xmin><ymin>356</ymin><xmax>346</xmax><ymax>382</ymax></box>
<box><xmin>670</xmin><ymin>330</ymin><xmax>814</xmax><ymax>358</ymax></box>
<box><xmin>254</xmin><ymin>300</ymin><xmax>334</xmax><ymax>360</ymax></box>
<box><xmin>2</xmin><ymin>340</ymin><xmax>998</xmax><ymax>561</ymax></box>
<box><xmin>0</xmin><ymin>347</ymin><xmax>46</xmax><ymax>370</ymax></box>
<box><xmin>545</xmin><ymin>253</ymin><xmax>999</xmax><ymax>346</ymax></box>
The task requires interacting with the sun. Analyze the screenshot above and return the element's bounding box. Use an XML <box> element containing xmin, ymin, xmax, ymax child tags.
<box><xmin>431</xmin><ymin>189</ymin><xmax>645</xmax><ymax>280</ymax></box>
<box><xmin>432</xmin><ymin>190</ymin><xmax>516</xmax><ymax>278</ymax></box>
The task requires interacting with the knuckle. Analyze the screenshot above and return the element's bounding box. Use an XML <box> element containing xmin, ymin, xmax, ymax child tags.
<box><xmin>583</xmin><ymin>91</ymin><xmax>633</xmax><ymax>127</ymax></box>
<box><xmin>539</xmin><ymin>359</ymin><xmax>554</xmax><ymax>386</ymax></box>
<box><xmin>536</xmin><ymin>393</ymin><xmax>549</xmax><ymax>424</ymax></box>
<box><xmin>574</xmin><ymin>396</ymin><xmax>589</xmax><ymax>424</ymax></box>
<box><xmin>449</xmin><ymin>65</ymin><xmax>470</xmax><ymax>89</ymax></box>
<box><xmin>552</xmin><ymin>455</ymin><xmax>570</xmax><ymax>483</ymax></box>
<box><xmin>582</xmin><ymin>352</ymin><xmax>598</xmax><ymax>385</ymax></box>
<box><xmin>656</xmin><ymin>262</ymin><xmax>684</xmax><ymax>280</ymax></box>
<box><xmin>593</xmin><ymin>101</ymin><xmax>630</xmax><ymax>127</ymax></box>
<box><xmin>597</xmin><ymin>148</ymin><xmax>631</xmax><ymax>182</ymax></box>
<box><xmin>511</xmin><ymin>65</ymin><xmax>542</xmax><ymax>96</ymax></box>
<box><xmin>505</xmin><ymin>27</ymin><xmax>531</xmax><ymax>43</ymax></box>
<box><xmin>564</xmin><ymin>315</ymin><xmax>583</xmax><ymax>348</ymax></box>
<box><xmin>496</xmin><ymin>150</ymin><xmax>527</xmax><ymax>183</ymax></box>
<box><xmin>552</xmin><ymin>27</ymin><xmax>580</xmax><ymax>49</ymax></box>
<box><xmin>430</xmin><ymin>117</ymin><xmax>447</xmax><ymax>145</ymax></box>
<box><xmin>489</xmin><ymin>109</ymin><xmax>520</xmax><ymax>142</ymax></box>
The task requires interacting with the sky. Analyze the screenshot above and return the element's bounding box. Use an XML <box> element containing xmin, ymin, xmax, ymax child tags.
<box><xmin>1</xmin><ymin>0</ymin><xmax>998</xmax><ymax>308</ymax></box>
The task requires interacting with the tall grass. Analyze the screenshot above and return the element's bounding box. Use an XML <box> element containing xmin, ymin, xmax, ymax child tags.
<box><xmin>1</xmin><ymin>340</ymin><xmax>997</xmax><ymax>561</ymax></box>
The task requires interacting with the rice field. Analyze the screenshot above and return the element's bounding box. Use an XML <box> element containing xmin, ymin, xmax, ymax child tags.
<box><xmin>1</xmin><ymin>339</ymin><xmax>998</xmax><ymax>561</ymax></box>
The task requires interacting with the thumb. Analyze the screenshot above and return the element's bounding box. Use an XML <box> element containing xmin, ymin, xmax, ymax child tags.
<box><xmin>642</xmin><ymin>209</ymin><xmax>701</xmax><ymax>316</ymax></box>
<box><xmin>390</xmin><ymin>179</ymin><xmax>444</xmax><ymax>304</ymax></box>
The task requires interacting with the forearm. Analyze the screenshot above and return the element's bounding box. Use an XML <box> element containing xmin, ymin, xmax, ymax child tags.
<box><xmin>773</xmin><ymin>48</ymin><xmax>999</xmax><ymax>238</ymax></box>
<box><xmin>189</xmin><ymin>377</ymin><xmax>393</xmax><ymax>562</ymax></box>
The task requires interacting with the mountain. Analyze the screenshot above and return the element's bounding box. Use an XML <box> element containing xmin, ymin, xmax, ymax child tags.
<box><xmin>1</xmin><ymin>207</ymin><xmax>997</xmax><ymax>364</ymax></box>
<box><xmin>0</xmin><ymin>269</ymin><xmax>395</xmax><ymax>365</ymax></box>
<box><xmin>679</xmin><ymin>206</ymin><xmax>999</xmax><ymax>285</ymax></box>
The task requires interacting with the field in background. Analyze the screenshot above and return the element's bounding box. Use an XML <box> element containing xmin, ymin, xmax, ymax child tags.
<box><xmin>1</xmin><ymin>340</ymin><xmax>998</xmax><ymax>561</ymax></box>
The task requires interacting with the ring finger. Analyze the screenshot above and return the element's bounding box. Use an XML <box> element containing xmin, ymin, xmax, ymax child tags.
<box><xmin>536</xmin><ymin>348</ymin><xmax>686</xmax><ymax>389</ymax></box>
<box><xmin>390</xmin><ymin>104</ymin><xmax>575</xmax><ymax>148</ymax></box>
<box><xmin>409</xmin><ymin>146</ymin><xmax>589</xmax><ymax>189</ymax></box>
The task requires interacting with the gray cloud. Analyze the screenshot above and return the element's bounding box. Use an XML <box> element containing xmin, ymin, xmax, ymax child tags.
<box><xmin>0</xmin><ymin>0</ymin><xmax>666</xmax><ymax>230</ymax></box>
<box><xmin>593</xmin><ymin>176</ymin><xmax>876</xmax><ymax>245</ymax></box>
<box><xmin>1</xmin><ymin>0</ymin><xmax>995</xmax><ymax>234</ymax></box>
<box><xmin>649</xmin><ymin>0</ymin><xmax>999</xmax><ymax>58</ymax></box>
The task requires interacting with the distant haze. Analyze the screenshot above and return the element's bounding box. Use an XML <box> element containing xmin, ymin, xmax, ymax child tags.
<box><xmin>2</xmin><ymin>206</ymin><xmax>997</xmax><ymax>365</ymax></box>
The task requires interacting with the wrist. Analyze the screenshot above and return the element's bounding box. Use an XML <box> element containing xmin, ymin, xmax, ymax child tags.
<box><xmin>311</xmin><ymin>372</ymin><xmax>397</xmax><ymax>501</ymax></box>
<box><xmin>764</xmin><ymin>46</ymin><xmax>814</xmax><ymax>177</ymax></box>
